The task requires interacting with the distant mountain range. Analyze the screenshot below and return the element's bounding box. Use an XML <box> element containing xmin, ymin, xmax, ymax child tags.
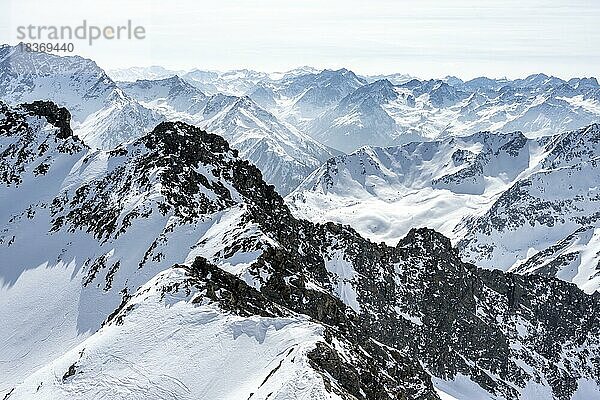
<box><xmin>0</xmin><ymin>47</ymin><xmax>335</xmax><ymax>194</ymax></box>
<box><xmin>4</xmin><ymin>44</ymin><xmax>599</xmax><ymax>194</ymax></box>
<box><xmin>110</xmin><ymin>64</ymin><xmax>600</xmax><ymax>154</ymax></box>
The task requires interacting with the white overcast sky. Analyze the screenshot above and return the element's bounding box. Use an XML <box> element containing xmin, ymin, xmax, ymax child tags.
<box><xmin>1</xmin><ymin>0</ymin><xmax>599</xmax><ymax>79</ymax></box>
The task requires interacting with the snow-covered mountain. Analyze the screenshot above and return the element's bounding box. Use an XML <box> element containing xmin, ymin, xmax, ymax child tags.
<box><xmin>119</xmin><ymin>76</ymin><xmax>337</xmax><ymax>194</ymax></box>
<box><xmin>458</xmin><ymin>124</ymin><xmax>600</xmax><ymax>292</ymax></box>
<box><xmin>300</xmin><ymin>74</ymin><xmax>600</xmax><ymax>152</ymax></box>
<box><xmin>287</xmin><ymin>125</ymin><xmax>600</xmax><ymax>292</ymax></box>
<box><xmin>307</xmin><ymin>79</ymin><xmax>420</xmax><ymax>152</ymax></box>
<box><xmin>107</xmin><ymin>65</ymin><xmax>187</xmax><ymax>82</ymax></box>
<box><xmin>183</xmin><ymin>68</ymin><xmax>271</xmax><ymax>96</ymax></box>
<box><xmin>247</xmin><ymin>68</ymin><xmax>367</xmax><ymax>123</ymax></box>
<box><xmin>0</xmin><ymin>45</ymin><xmax>163</xmax><ymax>149</ymax></box>
<box><xmin>119</xmin><ymin>75</ymin><xmax>209</xmax><ymax>115</ymax></box>
<box><xmin>3</xmin><ymin>101</ymin><xmax>600</xmax><ymax>400</ymax></box>
<box><xmin>111</xmin><ymin>64</ymin><xmax>600</xmax><ymax>155</ymax></box>
<box><xmin>364</xmin><ymin>72</ymin><xmax>416</xmax><ymax>85</ymax></box>
<box><xmin>1</xmin><ymin>47</ymin><xmax>332</xmax><ymax>194</ymax></box>
<box><xmin>199</xmin><ymin>96</ymin><xmax>338</xmax><ymax>195</ymax></box>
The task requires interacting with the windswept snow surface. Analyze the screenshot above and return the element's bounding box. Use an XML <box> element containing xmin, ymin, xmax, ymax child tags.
<box><xmin>8</xmin><ymin>269</ymin><xmax>339</xmax><ymax>400</ymax></box>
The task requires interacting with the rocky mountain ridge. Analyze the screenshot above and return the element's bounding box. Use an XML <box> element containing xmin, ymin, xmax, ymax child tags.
<box><xmin>1</xmin><ymin>101</ymin><xmax>600</xmax><ymax>399</ymax></box>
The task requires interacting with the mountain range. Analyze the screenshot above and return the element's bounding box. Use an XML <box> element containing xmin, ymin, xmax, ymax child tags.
<box><xmin>110</xmin><ymin>65</ymin><xmax>600</xmax><ymax>154</ymax></box>
<box><xmin>5</xmin><ymin>44</ymin><xmax>600</xmax><ymax>193</ymax></box>
<box><xmin>2</xmin><ymin>101</ymin><xmax>600</xmax><ymax>399</ymax></box>
<box><xmin>117</xmin><ymin>75</ymin><xmax>337</xmax><ymax>195</ymax></box>
<box><xmin>287</xmin><ymin>124</ymin><xmax>600</xmax><ymax>294</ymax></box>
<box><xmin>2</xmin><ymin>45</ymin><xmax>600</xmax><ymax>400</ymax></box>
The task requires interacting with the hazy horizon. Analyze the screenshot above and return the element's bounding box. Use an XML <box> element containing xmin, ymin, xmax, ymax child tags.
<box><xmin>103</xmin><ymin>63</ymin><xmax>599</xmax><ymax>82</ymax></box>
<box><xmin>1</xmin><ymin>0</ymin><xmax>599</xmax><ymax>80</ymax></box>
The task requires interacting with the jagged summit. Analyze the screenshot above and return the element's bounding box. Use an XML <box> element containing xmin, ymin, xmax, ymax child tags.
<box><xmin>142</xmin><ymin>120</ymin><xmax>236</xmax><ymax>156</ymax></box>
<box><xmin>398</xmin><ymin>227</ymin><xmax>455</xmax><ymax>253</ymax></box>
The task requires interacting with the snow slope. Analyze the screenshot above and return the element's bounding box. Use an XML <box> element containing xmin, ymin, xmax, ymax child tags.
<box><xmin>0</xmin><ymin>103</ymin><xmax>257</xmax><ymax>391</ymax></box>
<box><xmin>8</xmin><ymin>268</ymin><xmax>339</xmax><ymax>400</ymax></box>
<box><xmin>458</xmin><ymin>124</ymin><xmax>600</xmax><ymax>291</ymax></box>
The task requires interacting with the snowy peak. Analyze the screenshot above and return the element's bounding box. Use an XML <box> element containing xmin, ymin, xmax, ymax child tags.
<box><xmin>182</xmin><ymin>68</ymin><xmax>269</xmax><ymax>96</ymax></box>
<box><xmin>539</xmin><ymin>122</ymin><xmax>600</xmax><ymax>168</ymax></box>
<box><xmin>414</xmin><ymin>79</ymin><xmax>469</xmax><ymax>107</ymax></box>
<box><xmin>199</xmin><ymin>94</ymin><xmax>337</xmax><ymax>194</ymax></box>
<box><xmin>339</xmin><ymin>78</ymin><xmax>399</xmax><ymax>107</ymax></box>
<box><xmin>568</xmin><ymin>76</ymin><xmax>600</xmax><ymax>90</ymax></box>
<box><xmin>515</xmin><ymin>73</ymin><xmax>566</xmax><ymax>89</ymax></box>
<box><xmin>0</xmin><ymin>45</ymin><xmax>116</xmax><ymax>120</ymax></box>
<box><xmin>119</xmin><ymin>75</ymin><xmax>207</xmax><ymax>115</ymax></box>
<box><xmin>461</xmin><ymin>76</ymin><xmax>509</xmax><ymax>91</ymax></box>
<box><xmin>121</xmin><ymin>75</ymin><xmax>205</xmax><ymax>100</ymax></box>
<box><xmin>270</xmin><ymin>65</ymin><xmax>322</xmax><ymax>80</ymax></box>
<box><xmin>281</xmin><ymin>68</ymin><xmax>367</xmax><ymax>117</ymax></box>
<box><xmin>364</xmin><ymin>72</ymin><xmax>416</xmax><ymax>85</ymax></box>
<box><xmin>0</xmin><ymin>45</ymin><xmax>163</xmax><ymax>149</ymax></box>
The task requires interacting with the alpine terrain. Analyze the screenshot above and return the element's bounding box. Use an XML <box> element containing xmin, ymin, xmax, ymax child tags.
<box><xmin>287</xmin><ymin>124</ymin><xmax>600</xmax><ymax>293</ymax></box>
<box><xmin>1</xmin><ymin>101</ymin><xmax>600</xmax><ymax>400</ymax></box>
<box><xmin>1</xmin><ymin>42</ymin><xmax>600</xmax><ymax>400</ymax></box>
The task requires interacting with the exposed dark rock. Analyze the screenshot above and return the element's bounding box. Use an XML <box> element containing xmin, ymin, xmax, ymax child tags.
<box><xmin>21</xmin><ymin>101</ymin><xmax>73</xmax><ymax>139</ymax></box>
